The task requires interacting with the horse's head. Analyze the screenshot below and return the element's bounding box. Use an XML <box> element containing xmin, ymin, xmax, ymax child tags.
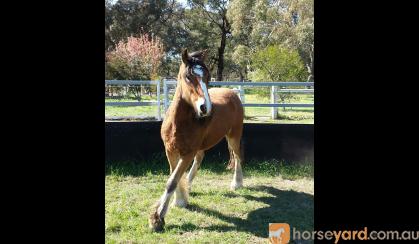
<box><xmin>178</xmin><ymin>48</ymin><xmax>212</xmax><ymax>118</ymax></box>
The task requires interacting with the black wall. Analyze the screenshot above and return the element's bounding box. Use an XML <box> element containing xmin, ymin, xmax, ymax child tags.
<box><xmin>105</xmin><ymin>122</ymin><xmax>313</xmax><ymax>163</ymax></box>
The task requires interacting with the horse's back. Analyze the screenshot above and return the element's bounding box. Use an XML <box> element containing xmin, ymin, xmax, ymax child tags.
<box><xmin>209</xmin><ymin>87</ymin><xmax>242</xmax><ymax>107</ymax></box>
<box><xmin>209</xmin><ymin>87</ymin><xmax>243</xmax><ymax>120</ymax></box>
<box><xmin>200</xmin><ymin>88</ymin><xmax>243</xmax><ymax>150</ymax></box>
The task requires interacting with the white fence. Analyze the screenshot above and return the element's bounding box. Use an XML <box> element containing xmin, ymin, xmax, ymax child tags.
<box><xmin>105</xmin><ymin>79</ymin><xmax>314</xmax><ymax>120</ymax></box>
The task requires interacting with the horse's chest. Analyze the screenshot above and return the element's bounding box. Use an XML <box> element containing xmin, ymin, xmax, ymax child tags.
<box><xmin>161</xmin><ymin>121</ymin><xmax>204</xmax><ymax>154</ymax></box>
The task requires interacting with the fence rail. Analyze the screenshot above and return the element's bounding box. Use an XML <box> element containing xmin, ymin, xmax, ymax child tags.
<box><xmin>105</xmin><ymin>79</ymin><xmax>314</xmax><ymax>120</ymax></box>
<box><xmin>105</xmin><ymin>80</ymin><xmax>161</xmax><ymax>120</ymax></box>
<box><xmin>105</xmin><ymin>102</ymin><xmax>159</xmax><ymax>106</ymax></box>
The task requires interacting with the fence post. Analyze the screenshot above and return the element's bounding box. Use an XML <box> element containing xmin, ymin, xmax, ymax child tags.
<box><xmin>163</xmin><ymin>78</ymin><xmax>169</xmax><ymax>113</ymax></box>
<box><xmin>238</xmin><ymin>85</ymin><xmax>245</xmax><ymax>102</ymax></box>
<box><xmin>271</xmin><ymin>85</ymin><xmax>278</xmax><ymax>119</ymax></box>
<box><xmin>156</xmin><ymin>80</ymin><xmax>161</xmax><ymax>121</ymax></box>
<box><xmin>239</xmin><ymin>85</ymin><xmax>245</xmax><ymax>113</ymax></box>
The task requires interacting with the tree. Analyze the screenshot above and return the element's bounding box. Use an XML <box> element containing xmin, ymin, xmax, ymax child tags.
<box><xmin>104</xmin><ymin>0</ymin><xmax>314</xmax><ymax>81</ymax></box>
<box><xmin>105</xmin><ymin>0</ymin><xmax>186</xmax><ymax>53</ymax></box>
<box><xmin>178</xmin><ymin>7</ymin><xmax>219</xmax><ymax>75</ymax></box>
<box><xmin>188</xmin><ymin>0</ymin><xmax>232</xmax><ymax>81</ymax></box>
<box><xmin>106</xmin><ymin>0</ymin><xmax>197</xmax><ymax>77</ymax></box>
<box><xmin>226</xmin><ymin>0</ymin><xmax>256</xmax><ymax>80</ymax></box>
<box><xmin>105</xmin><ymin>0</ymin><xmax>114</xmax><ymax>51</ymax></box>
<box><xmin>106</xmin><ymin>33</ymin><xmax>165</xmax><ymax>99</ymax></box>
<box><xmin>250</xmin><ymin>45</ymin><xmax>307</xmax><ymax>82</ymax></box>
<box><xmin>248</xmin><ymin>0</ymin><xmax>314</xmax><ymax>81</ymax></box>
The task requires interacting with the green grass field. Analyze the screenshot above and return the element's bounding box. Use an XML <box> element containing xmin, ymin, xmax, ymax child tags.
<box><xmin>105</xmin><ymin>156</ymin><xmax>314</xmax><ymax>243</ymax></box>
<box><xmin>105</xmin><ymin>91</ymin><xmax>314</xmax><ymax>124</ymax></box>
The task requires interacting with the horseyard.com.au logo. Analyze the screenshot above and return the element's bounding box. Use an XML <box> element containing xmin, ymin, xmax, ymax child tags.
<box><xmin>268</xmin><ymin>223</ymin><xmax>419</xmax><ymax>243</ymax></box>
<box><xmin>269</xmin><ymin>223</ymin><xmax>290</xmax><ymax>244</ymax></box>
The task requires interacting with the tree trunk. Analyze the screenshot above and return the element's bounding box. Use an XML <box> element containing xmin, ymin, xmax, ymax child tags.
<box><xmin>306</xmin><ymin>64</ymin><xmax>313</xmax><ymax>82</ymax></box>
<box><xmin>216</xmin><ymin>31</ymin><xmax>227</xmax><ymax>81</ymax></box>
<box><xmin>307</xmin><ymin>46</ymin><xmax>314</xmax><ymax>82</ymax></box>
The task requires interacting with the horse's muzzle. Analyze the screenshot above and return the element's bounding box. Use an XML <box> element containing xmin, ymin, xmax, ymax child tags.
<box><xmin>200</xmin><ymin>104</ymin><xmax>207</xmax><ymax>114</ymax></box>
<box><xmin>196</xmin><ymin>97</ymin><xmax>212</xmax><ymax>117</ymax></box>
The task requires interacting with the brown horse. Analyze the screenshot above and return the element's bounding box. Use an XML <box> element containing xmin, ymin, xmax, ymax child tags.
<box><xmin>149</xmin><ymin>49</ymin><xmax>244</xmax><ymax>232</ymax></box>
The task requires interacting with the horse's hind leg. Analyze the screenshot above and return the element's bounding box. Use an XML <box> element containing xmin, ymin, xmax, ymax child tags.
<box><xmin>226</xmin><ymin>145</ymin><xmax>235</xmax><ymax>170</ymax></box>
<box><xmin>149</xmin><ymin>152</ymin><xmax>194</xmax><ymax>231</ymax></box>
<box><xmin>226</xmin><ymin>135</ymin><xmax>243</xmax><ymax>190</ymax></box>
<box><xmin>172</xmin><ymin>172</ymin><xmax>189</xmax><ymax>208</ymax></box>
<box><xmin>187</xmin><ymin>150</ymin><xmax>205</xmax><ymax>192</ymax></box>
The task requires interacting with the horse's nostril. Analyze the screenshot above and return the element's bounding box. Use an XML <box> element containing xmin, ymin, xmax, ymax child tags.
<box><xmin>200</xmin><ymin>104</ymin><xmax>207</xmax><ymax>114</ymax></box>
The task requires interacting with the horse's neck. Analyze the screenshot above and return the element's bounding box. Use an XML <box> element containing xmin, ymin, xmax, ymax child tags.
<box><xmin>170</xmin><ymin>86</ymin><xmax>194</xmax><ymax>123</ymax></box>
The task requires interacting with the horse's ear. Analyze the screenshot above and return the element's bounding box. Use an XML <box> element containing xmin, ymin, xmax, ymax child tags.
<box><xmin>181</xmin><ymin>48</ymin><xmax>189</xmax><ymax>64</ymax></box>
<box><xmin>201</xmin><ymin>49</ymin><xmax>208</xmax><ymax>62</ymax></box>
<box><xmin>189</xmin><ymin>49</ymin><xmax>208</xmax><ymax>62</ymax></box>
<box><xmin>193</xmin><ymin>49</ymin><xmax>208</xmax><ymax>62</ymax></box>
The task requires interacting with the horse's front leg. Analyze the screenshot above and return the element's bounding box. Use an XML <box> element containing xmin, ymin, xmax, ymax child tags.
<box><xmin>164</xmin><ymin>150</ymin><xmax>188</xmax><ymax>208</ymax></box>
<box><xmin>149</xmin><ymin>152</ymin><xmax>195</xmax><ymax>232</ymax></box>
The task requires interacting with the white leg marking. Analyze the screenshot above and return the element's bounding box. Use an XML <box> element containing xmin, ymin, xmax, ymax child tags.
<box><xmin>187</xmin><ymin>158</ymin><xmax>200</xmax><ymax>192</ymax></box>
<box><xmin>188</xmin><ymin>158</ymin><xmax>199</xmax><ymax>184</ymax></box>
<box><xmin>172</xmin><ymin>175</ymin><xmax>188</xmax><ymax>208</ymax></box>
<box><xmin>231</xmin><ymin>157</ymin><xmax>243</xmax><ymax>190</ymax></box>
<box><xmin>157</xmin><ymin>163</ymin><xmax>179</xmax><ymax>217</ymax></box>
<box><xmin>157</xmin><ymin>190</ymin><xmax>172</xmax><ymax>217</ymax></box>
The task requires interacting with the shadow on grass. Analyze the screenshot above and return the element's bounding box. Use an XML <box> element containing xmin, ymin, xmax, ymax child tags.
<box><xmin>106</xmin><ymin>154</ymin><xmax>313</xmax><ymax>179</ymax></box>
<box><xmin>166</xmin><ymin>186</ymin><xmax>313</xmax><ymax>238</ymax></box>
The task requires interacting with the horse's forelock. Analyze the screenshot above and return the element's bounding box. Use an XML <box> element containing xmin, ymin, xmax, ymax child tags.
<box><xmin>181</xmin><ymin>50</ymin><xmax>210</xmax><ymax>81</ymax></box>
<box><xmin>189</xmin><ymin>50</ymin><xmax>206</xmax><ymax>60</ymax></box>
<box><xmin>185</xmin><ymin>62</ymin><xmax>209</xmax><ymax>79</ymax></box>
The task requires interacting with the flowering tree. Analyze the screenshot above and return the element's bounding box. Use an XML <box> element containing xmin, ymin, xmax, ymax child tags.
<box><xmin>106</xmin><ymin>33</ymin><xmax>164</xmax><ymax>99</ymax></box>
<box><xmin>107</xmin><ymin>33</ymin><xmax>164</xmax><ymax>80</ymax></box>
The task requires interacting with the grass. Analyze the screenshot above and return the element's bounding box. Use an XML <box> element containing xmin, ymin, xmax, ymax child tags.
<box><xmin>105</xmin><ymin>92</ymin><xmax>314</xmax><ymax>124</ymax></box>
<box><xmin>105</xmin><ymin>155</ymin><xmax>314</xmax><ymax>243</ymax></box>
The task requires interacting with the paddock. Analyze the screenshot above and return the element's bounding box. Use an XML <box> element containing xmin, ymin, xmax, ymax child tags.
<box><xmin>105</xmin><ymin>121</ymin><xmax>314</xmax><ymax>243</ymax></box>
<box><xmin>105</xmin><ymin>156</ymin><xmax>313</xmax><ymax>243</ymax></box>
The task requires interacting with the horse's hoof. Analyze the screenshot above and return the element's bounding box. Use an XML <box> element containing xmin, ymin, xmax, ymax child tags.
<box><xmin>149</xmin><ymin>212</ymin><xmax>165</xmax><ymax>232</ymax></box>
<box><xmin>230</xmin><ymin>181</ymin><xmax>243</xmax><ymax>191</ymax></box>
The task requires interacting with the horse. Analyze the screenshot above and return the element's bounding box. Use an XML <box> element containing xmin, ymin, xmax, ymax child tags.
<box><xmin>269</xmin><ymin>228</ymin><xmax>285</xmax><ymax>244</ymax></box>
<box><xmin>149</xmin><ymin>49</ymin><xmax>244</xmax><ymax>232</ymax></box>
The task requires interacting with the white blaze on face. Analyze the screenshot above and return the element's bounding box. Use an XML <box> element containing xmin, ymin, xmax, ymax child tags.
<box><xmin>199</xmin><ymin>80</ymin><xmax>212</xmax><ymax>114</ymax></box>
<box><xmin>193</xmin><ymin>65</ymin><xmax>212</xmax><ymax>116</ymax></box>
<box><xmin>195</xmin><ymin>97</ymin><xmax>205</xmax><ymax>115</ymax></box>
